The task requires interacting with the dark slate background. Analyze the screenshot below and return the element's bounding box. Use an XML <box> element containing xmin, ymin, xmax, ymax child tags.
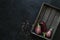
<box><xmin>0</xmin><ymin>0</ymin><xmax>60</xmax><ymax>40</ymax></box>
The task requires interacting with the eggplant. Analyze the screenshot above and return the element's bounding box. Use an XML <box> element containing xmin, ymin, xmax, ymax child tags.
<box><xmin>45</xmin><ymin>28</ymin><xmax>53</xmax><ymax>38</ymax></box>
<box><xmin>40</xmin><ymin>21</ymin><xmax>48</xmax><ymax>32</ymax></box>
<box><xmin>35</xmin><ymin>23</ymin><xmax>41</xmax><ymax>34</ymax></box>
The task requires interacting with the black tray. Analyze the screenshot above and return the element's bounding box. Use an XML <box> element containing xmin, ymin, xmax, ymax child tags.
<box><xmin>31</xmin><ymin>2</ymin><xmax>60</xmax><ymax>40</ymax></box>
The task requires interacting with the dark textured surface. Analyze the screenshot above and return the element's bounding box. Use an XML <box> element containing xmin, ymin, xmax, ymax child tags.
<box><xmin>0</xmin><ymin>0</ymin><xmax>60</xmax><ymax>40</ymax></box>
<box><xmin>52</xmin><ymin>23</ymin><xmax>60</xmax><ymax>40</ymax></box>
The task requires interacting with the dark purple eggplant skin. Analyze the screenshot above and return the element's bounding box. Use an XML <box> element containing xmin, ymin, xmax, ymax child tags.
<box><xmin>40</xmin><ymin>21</ymin><xmax>48</xmax><ymax>32</ymax></box>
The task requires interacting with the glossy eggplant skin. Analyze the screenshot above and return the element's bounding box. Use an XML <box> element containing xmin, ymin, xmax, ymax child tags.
<box><xmin>40</xmin><ymin>21</ymin><xmax>48</xmax><ymax>32</ymax></box>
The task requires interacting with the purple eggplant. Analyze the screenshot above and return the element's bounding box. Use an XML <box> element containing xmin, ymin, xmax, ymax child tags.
<box><xmin>45</xmin><ymin>28</ymin><xmax>53</xmax><ymax>38</ymax></box>
<box><xmin>40</xmin><ymin>21</ymin><xmax>48</xmax><ymax>32</ymax></box>
<box><xmin>35</xmin><ymin>23</ymin><xmax>41</xmax><ymax>34</ymax></box>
